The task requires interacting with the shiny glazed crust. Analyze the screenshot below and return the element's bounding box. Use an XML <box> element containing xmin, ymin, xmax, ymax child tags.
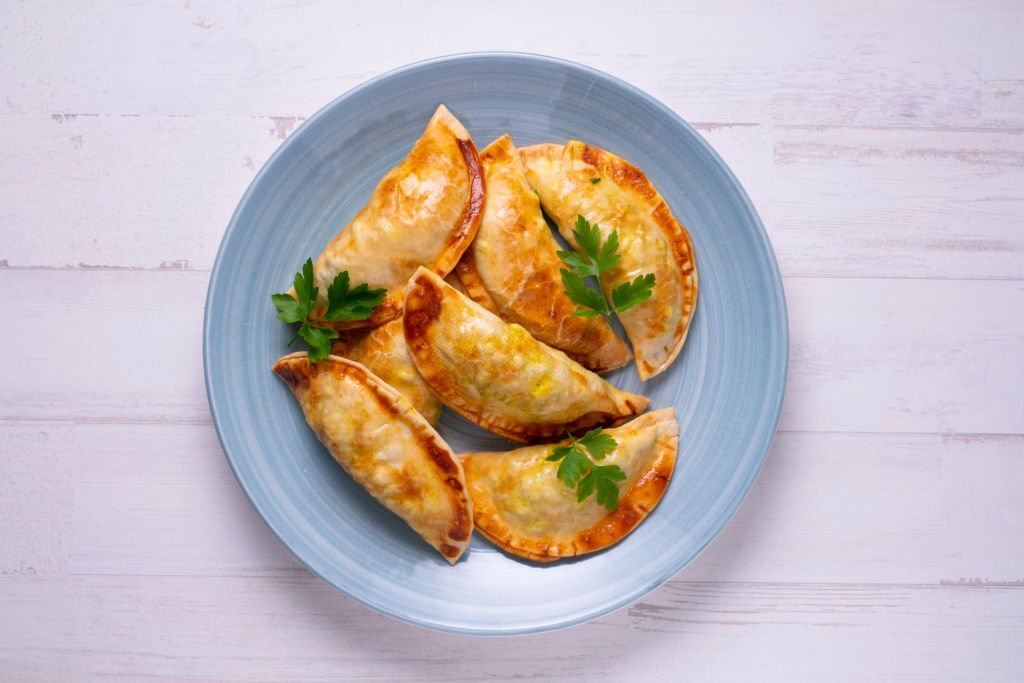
<box><xmin>520</xmin><ymin>142</ymin><xmax>698</xmax><ymax>379</ymax></box>
<box><xmin>460</xmin><ymin>409</ymin><xmax>678</xmax><ymax>561</ymax></box>
<box><xmin>455</xmin><ymin>135</ymin><xmax>632</xmax><ymax>373</ymax></box>
<box><xmin>272</xmin><ymin>352</ymin><xmax>472</xmax><ymax>563</ymax></box>
<box><xmin>299</xmin><ymin>105</ymin><xmax>485</xmax><ymax>330</ymax></box>
<box><xmin>403</xmin><ymin>267</ymin><xmax>649</xmax><ymax>443</ymax></box>
<box><xmin>331</xmin><ymin>317</ymin><xmax>442</xmax><ymax>425</ymax></box>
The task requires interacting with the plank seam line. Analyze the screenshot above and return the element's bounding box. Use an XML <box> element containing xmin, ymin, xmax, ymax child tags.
<box><xmin>8</xmin><ymin>111</ymin><xmax>1024</xmax><ymax>135</ymax></box>
<box><xmin>45</xmin><ymin>574</ymin><xmax>1024</xmax><ymax>588</ymax></box>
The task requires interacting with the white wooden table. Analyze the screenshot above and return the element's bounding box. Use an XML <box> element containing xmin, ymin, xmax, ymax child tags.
<box><xmin>2</xmin><ymin>2</ymin><xmax>1022</xmax><ymax>680</ymax></box>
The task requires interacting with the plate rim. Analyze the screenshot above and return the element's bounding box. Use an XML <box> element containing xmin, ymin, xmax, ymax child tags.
<box><xmin>203</xmin><ymin>51</ymin><xmax>789</xmax><ymax>636</ymax></box>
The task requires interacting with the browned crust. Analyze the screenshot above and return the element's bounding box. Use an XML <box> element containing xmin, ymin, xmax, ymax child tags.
<box><xmin>520</xmin><ymin>143</ymin><xmax>699</xmax><ymax>380</ymax></box>
<box><xmin>454</xmin><ymin>135</ymin><xmax>530</xmax><ymax>318</ymax></box>
<box><xmin>403</xmin><ymin>269</ymin><xmax>648</xmax><ymax>444</ymax></box>
<box><xmin>457</xmin><ymin>245</ymin><xmax>631</xmax><ymax>374</ymax></box>
<box><xmin>443</xmin><ymin>270</ymin><xmax>469</xmax><ymax>295</ymax></box>
<box><xmin>329</xmin><ymin>327</ymin><xmax>371</xmax><ymax>357</ymax></box>
<box><xmin>457</xmin><ymin>137</ymin><xmax>632</xmax><ymax>374</ymax></box>
<box><xmin>329</xmin><ymin>320</ymin><xmax>442</xmax><ymax>425</ymax></box>
<box><xmin>320</xmin><ymin>300</ymin><xmax>403</xmax><ymax>332</ymax></box>
<box><xmin>453</xmin><ymin>247</ymin><xmax>501</xmax><ymax>315</ymax></box>
<box><xmin>317</xmin><ymin>114</ymin><xmax>485</xmax><ymax>332</ymax></box>
<box><xmin>435</xmin><ymin>138</ymin><xmax>486</xmax><ymax>270</ymax></box>
<box><xmin>462</xmin><ymin>413</ymin><xmax>677</xmax><ymax>561</ymax></box>
<box><xmin>577</xmin><ymin>143</ymin><xmax>698</xmax><ymax>378</ymax></box>
<box><xmin>472</xmin><ymin>523</ymin><xmax>558</xmax><ymax>563</ymax></box>
<box><xmin>518</xmin><ymin>142</ymin><xmax>562</xmax><ymax>164</ymax></box>
<box><xmin>271</xmin><ymin>352</ymin><xmax>472</xmax><ymax>563</ymax></box>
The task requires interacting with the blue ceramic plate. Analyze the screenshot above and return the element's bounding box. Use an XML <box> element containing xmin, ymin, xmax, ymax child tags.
<box><xmin>204</xmin><ymin>53</ymin><xmax>787</xmax><ymax>635</ymax></box>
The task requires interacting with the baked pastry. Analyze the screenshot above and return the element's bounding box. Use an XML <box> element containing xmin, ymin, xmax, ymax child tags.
<box><xmin>296</xmin><ymin>105</ymin><xmax>484</xmax><ymax>330</ymax></box>
<box><xmin>520</xmin><ymin>141</ymin><xmax>697</xmax><ymax>379</ymax></box>
<box><xmin>273</xmin><ymin>352</ymin><xmax>472</xmax><ymax>563</ymax></box>
<box><xmin>460</xmin><ymin>408</ymin><xmax>678</xmax><ymax>562</ymax></box>
<box><xmin>456</xmin><ymin>135</ymin><xmax>631</xmax><ymax>373</ymax></box>
<box><xmin>331</xmin><ymin>318</ymin><xmax>442</xmax><ymax>424</ymax></box>
<box><xmin>403</xmin><ymin>267</ymin><xmax>648</xmax><ymax>443</ymax></box>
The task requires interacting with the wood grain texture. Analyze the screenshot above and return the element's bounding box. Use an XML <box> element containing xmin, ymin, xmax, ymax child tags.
<box><xmin>4</xmin><ymin>118</ymin><xmax>1024</xmax><ymax>280</ymax></box>
<box><xmin>766</xmin><ymin>126</ymin><xmax>1024</xmax><ymax>280</ymax></box>
<box><xmin>0</xmin><ymin>576</ymin><xmax>1021</xmax><ymax>682</ymax></box>
<box><xmin>2</xmin><ymin>0</ymin><xmax>1021</xmax><ymax>128</ymax></box>
<box><xmin>2</xmin><ymin>0</ymin><xmax>1023</xmax><ymax>679</ymax></box>
<box><xmin>4</xmin><ymin>422</ymin><xmax>1021</xmax><ymax>585</ymax></box>
<box><xmin>2</xmin><ymin>2</ymin><xmax>1023</xmax><ymax>280</ymax></box>
<box><xmin>1</xmin><ymin>270</ymin><xmax>1020</xmax><ymax>434</ymax></box>
<box><xmin>0</xmin><ymin>114</ymin><xmax>282</xmax><ymax>270</ymax></box>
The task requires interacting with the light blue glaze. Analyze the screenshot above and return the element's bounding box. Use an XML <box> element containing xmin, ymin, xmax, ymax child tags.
<box><xmin>204</xmin><ymin>53</ymin><xmax>788</xmax><ymax>635</ymax></box>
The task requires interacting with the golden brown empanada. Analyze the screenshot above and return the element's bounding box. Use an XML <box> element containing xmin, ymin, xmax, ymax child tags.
<box><xmin>443</xmin><ymin>271</ymin><xmax>470</xmax><ymax>297</ymax></box>
<box><xmin>331</xmin><ymin>318</ymin><xmax>442</xmax><ymax>425</ymax></box>
<box><xmin>456</xmin><ymin>135</ymin><xmax>632</xmax><ymax>373</ymax></box>
<box><xmin>403</xmin><ymin>267</ymin><xmax>649</xmax><ymax>443</ymax></box>
<box><xmin>520</xmin><ymin>142</ymin><xmax>698</xmax><ymax>379</ymax></box>
<box><xmin>299</xmin><ymin>105</ymin><xmax>484</xmax><ymax>330</ymax></box>
<box><xmin>272</xmin><ymin>352</ymin><xmax>472</xmax><ymax>564</ymax></box>
<box><xmin>460</xmin><ymin>408</ymin><xmax>678</xmax><ymax>562</ymax></box>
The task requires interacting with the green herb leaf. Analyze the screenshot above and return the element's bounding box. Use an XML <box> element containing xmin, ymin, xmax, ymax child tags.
<box><xmin>299</xmin><ymin>324</ymin><xmax>338</xmax><ymax>362</ymax></box>
<box><xmin>577</xmin><ymin>428</ymin><xmax>617</xmax><ymax>461</ymax></box>
<box><xmin>272</xmin><ymin>261</ymin><xmax>386</xmax><ymax>362</ymax></box>
<box><xmin>594</xmin><ymin>465</ymin><xmax>626</xmax><ymax>510</ymax></box>
<box><xmin>576</xmin><ymin>470</ymin><xmax>596</xmax><ymax>502</ymax></box>
<box><xmin>548</xmin><ymin>428</ymin><xmax>623</xmax><ymax>511</ymax></box>
<box><xmin>572</xmin><ymin>214</ymin><xmax>603</xmax><ymax>264</ymax></box>
<box><xmin>556</xmin><ymin>249</ymin><xmax>598</xmax><ymax>279</ymax></box>
<box><xmin>590</xmin><ymin>177</ymin><xmax>601</xmax><ymax>184</ymax></box>
<box><xmin>610</xmin><ymin>272</ymin><xmax>656</xmax><ymax>313</ymax></box>
<box><xmin>323</xmin><ymin>271</ymin><xmax>387</xmax><ymax>322</ymax></box>
<box><xmin>561</xmin><ymin>269</ymin><xmax>608</xmax><ymax>317</ymax></box>
<box><xmin>293</xmin><ymin>258</ymin><xmax>317</xmax><ymax>311</ymax></box>
<box><xmin>546</xmin><ymin>442</ymin><xmax>590</xmax><ymax>488</ymax></box>
<box><xmin>271</xmin><ymin>293</ymin><xmax>307</xmax><ymax>324</ymax></box>
<box><xmin>272</xmin><ymin>259</ymin><xmax>317</xmax><ymax>323</ymax></box>
<box><xmin>558</xmin><ymin>215</ymin><xmax>655</xmax><ymax>321</ymax></box>
<box><xmin>597</xmin><ymin>230</ymin><xmax>620</xmax><ymax>274</ymax></box>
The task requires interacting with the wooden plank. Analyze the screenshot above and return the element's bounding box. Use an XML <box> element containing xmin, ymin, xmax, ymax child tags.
<box><xmin>781</xmin><ymin>276</ymin><xmax>1024</xmax><ymax>435</ymax></box>
<box><xmin>766</xmin><ymin>126</ymin><xmax>1024</xmax><ymax>280</ymax></box>
<box><xmin>67</xmin><ymin>421</ymin><xmax>302</xmax><ymax>578</ymax></box>
<box><xmin>0</xmin><ymin>576</ymin><xmax>1020</xmax><ymax>681</ymax></box>
<box><xmin>2</xmin><ymin>2</ymin><xmax>1022</xmax><ymax>679</ymax></box>
<box><xmin>1</xmin><ymin>1</ymin><xmax>1021</xmax><ymax>129</ymax></box>
<box><xmin>0</xmin><ymin>424</ymin><xmax>71</xmax><ymax>576</ymax></box>
<box><xmin>0</xmin><ymin>270</ymin><xmax>211</xmax><ymax>425</ymax></box>
<box><xmin>0</xmin><ymin>114</ymin><xmax>758</xmax><ymax>271</ymax></box>
<box><xmin>694</xmin><ymin>431</ymin><xmax>1024</xmax><ymax>585</ymax></box>
<box><xmin>3</xmin><ymin>422</ymin><xmax>1021</xmax><ymax>585</ymax></box>
<box><xmin>1</xmin><ymin>270</ymin><xmax>1021</xmax><ymax>434</ymax></box>
<box><xmin>0</xmin><ymin>114</ymin><xmax>283</xmax><ymax>271</ymax></box>
<box><xmin>4</xmin><ymin>115</ymin><xmax>1023</xmax><ymax>280</ymax></box>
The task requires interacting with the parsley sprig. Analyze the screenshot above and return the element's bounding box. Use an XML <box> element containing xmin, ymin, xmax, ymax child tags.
<box><xmin>271</xmin><ymin>258</ymin><xmax>387</xmax><ymax>362</ymax></box>
<box><xmin>546</xmin><ymin>428</ymin><xmax>627</xmax><ymax>511</ymax></box>
<box><xmin>556</xmin><ymin>215</ymin><xmax>656</xmax><ymax>318</ymax></box>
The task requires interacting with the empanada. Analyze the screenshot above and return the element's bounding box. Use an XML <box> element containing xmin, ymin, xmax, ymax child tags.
<box><xmin>331</xmin><ymin>318</ymin><xmax>442</xmax><ymax>425</ymax></box>
<box><xmin>272</xmin><ymin>352</ymin><xmax>472</xmax><ymax>564</ymax></box>
<box><xmin>298</xmin><ymin>105</ymin><xmax>484</xmax><ymax>330</ymax></box>
<box><xmin>460</xmin><ymin>408</ymin><xmax>678</xmax><ymax>562</ymax></box>
<box><xmin>456</xmin><ymin>135</ymin><xmax>632</xmax><ymax>373</ymax></box>
<box><xmin>403</xmin><ymin>267</ymin><xmax>649</xmax><ymax>443</ymax></box>
<box><xmin>520</xmin><ymin>142</ymin><xmax>698</xmax><ymax>379</ymax></box>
